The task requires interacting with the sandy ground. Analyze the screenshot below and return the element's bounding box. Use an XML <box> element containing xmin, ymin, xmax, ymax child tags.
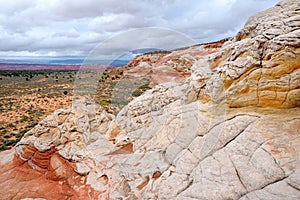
<box><xmin>0</xmin><ymin>71</ymin><xmax>76</xmax><ymax>150</ymax></box>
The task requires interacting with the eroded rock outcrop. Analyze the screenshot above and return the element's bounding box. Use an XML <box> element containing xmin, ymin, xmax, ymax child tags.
<box><xmin>0</xmin><ymin>0</ymin><xmax>300</xmax><ymax>199</ymax></box>
<box><xmin>125</xmin><ymin>39</ymin><xmax>228</xmax><ymax>87</ymax></box>
<box><xmin>188</xmin><ymin>0</ymin><xmax>300</xmax><ymax>108</ymax></box>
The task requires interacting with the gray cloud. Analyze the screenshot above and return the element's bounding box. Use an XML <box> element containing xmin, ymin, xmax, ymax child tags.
<box><xmin>0</xmin><ymin>0</ymin><xmax>279</xmax><ymax>56</ymax></box>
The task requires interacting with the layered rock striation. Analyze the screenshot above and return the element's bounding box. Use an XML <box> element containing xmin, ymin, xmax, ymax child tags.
<box><xmin>125</xmin><ymin>39</ymin><xmax>228</xmax><ymax>87</ymax></box>
<box><xmin>188</xmin><ymin>0</ymin><xmax>300</xmax><ymax>108</ymax></box>
<box><xmin>0</xmin><ymin>0</ymin><xmax>300</xmax><ymax>199</ymax></box>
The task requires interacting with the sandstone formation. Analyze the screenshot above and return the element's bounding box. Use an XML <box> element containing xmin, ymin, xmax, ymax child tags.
<box><xmin>0</xmin><ymin>0</ymin><xmax>300</xmax><ymax>199</ymax></box>
<box><xmin>125</xmin><ymin>39</ymin><xmax>228</xmax><ymax>87</ymax></box>
<box><xmin>188</xmin><ymin>0</ymin><xmax>300</xmax><ymax>108</ymax></box>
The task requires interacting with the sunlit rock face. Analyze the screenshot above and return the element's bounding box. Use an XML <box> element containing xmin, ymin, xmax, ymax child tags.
<box><xmin>0</xmin><ymin>0</ymin><xmax>300</xmax><ymax>199</ymax></box>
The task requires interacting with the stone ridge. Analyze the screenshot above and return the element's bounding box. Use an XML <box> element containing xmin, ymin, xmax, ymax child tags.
<box><xmin>0</xmin><ymin>0</ymin><xmax>300</xmax><ymax>199</ymax></box>
<box><xmin>125</xmin><ymin>39</ymin><xmax>227</xmax><ymax>87</ymax></box>
<box><xmin>188</xmin><ymin>0</ymin><xmax>300</xmax><ymax>108</ymax></box>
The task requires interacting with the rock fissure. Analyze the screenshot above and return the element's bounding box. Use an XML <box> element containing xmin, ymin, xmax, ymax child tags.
<box><xmin>229</xmin><ymin>156</ymin><xmax>248</xmax><ymax>193</ymax></box>
<box><xmin>260</xmin><ymin>147</ymin><xmax>285</xmax><ymax>175</ymax></box>
<box><xmin>287</xmin><ymin>182</ymin><xmax>300</xmax><ymax>192</ymax></box>
<box><xmin>176</xmin><ymin>179</ymin><xmax>194</xmax><ymax>196</ymax></box>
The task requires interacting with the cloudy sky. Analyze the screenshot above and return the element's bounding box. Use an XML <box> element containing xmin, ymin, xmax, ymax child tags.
<box><xmin>0</xmin><ymin>0</ymin><xmax>279</xmax><ymax>58</ymax></box>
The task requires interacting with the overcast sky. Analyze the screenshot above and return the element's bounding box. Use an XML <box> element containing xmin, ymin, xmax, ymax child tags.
<box><xmin>0</xmin><ymin>0</ymin><xmax>279</xmax><ymax>57</ymax></box>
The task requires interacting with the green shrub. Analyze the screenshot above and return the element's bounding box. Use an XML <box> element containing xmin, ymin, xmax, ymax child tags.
<box><xmin>4</xmin><ymin>139</ymin><xmax>18</xmax><ymax>146</ymax></box>
<box><xmin>20</xmin><ymin>115</ymin><xmax>29</xmax><ymax>122</ymax></box>
<box><xmin>138</xmin><ymin>83</ymin><xmax>150</xmax><ymax>90</ymax></box>
<box><xmin>132</xmin><ymin>90</ymin><xmax>143</xmax><ymax>97</ymax></box>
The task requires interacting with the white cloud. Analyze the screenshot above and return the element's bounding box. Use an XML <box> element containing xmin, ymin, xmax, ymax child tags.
<box><xmin>0</xmin><ymin>0</ymin><xmax>279</xmax><ymax>57</ymax></box>
<box><xmin>85</xmin><ymin>27</ymin><xmax>197</xmax><ymax>61</ymax></box>
<box><xmin>88</xmin><ymin>13</ymin><xmax>151</xmax><ymax>33</ymax></box>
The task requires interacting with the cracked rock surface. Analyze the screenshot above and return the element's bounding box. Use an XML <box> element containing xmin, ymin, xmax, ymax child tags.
<box><xmin>0</xmin><ymin>0</ymin><xmax>299</xmax><ymax>199</ymax></box>
<box><xmin>188</xmin><ymin>0</ymin><xmax>300</xmax><ymax>108</ymax></box>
